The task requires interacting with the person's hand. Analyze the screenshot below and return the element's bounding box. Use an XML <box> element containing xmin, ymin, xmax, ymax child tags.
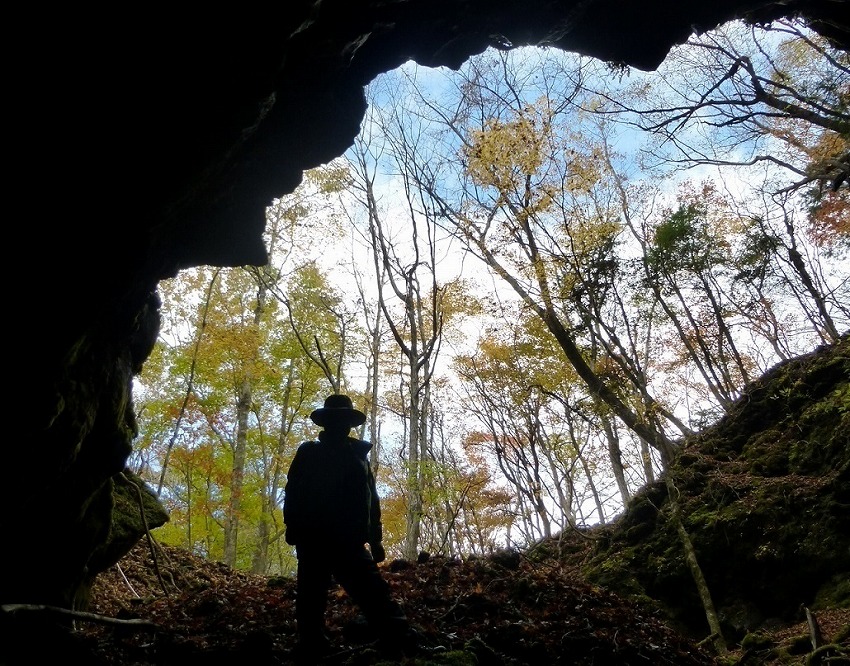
<box><xmin>370</xmin><ymin>542</ymin><xmax>386</xmax><ymax>563</ymax></box>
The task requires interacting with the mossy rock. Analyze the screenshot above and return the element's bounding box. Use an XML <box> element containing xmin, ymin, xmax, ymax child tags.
<box><xmin>578</xmin><ymin>336</ymin><xmax>850</xmax><ymax>636</ymax></box>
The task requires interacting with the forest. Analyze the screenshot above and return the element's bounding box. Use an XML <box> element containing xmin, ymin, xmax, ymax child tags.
<box><xmin>128</xmin><ymin>17</ymin><xmax>848</xmax><ymax>581</ymax></box>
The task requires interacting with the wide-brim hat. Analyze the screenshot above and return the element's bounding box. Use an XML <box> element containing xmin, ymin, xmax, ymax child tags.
<box><xmin>310</xmin><ymin>394</ymin><xmax>367</xmax><ymax>427</ymax></box>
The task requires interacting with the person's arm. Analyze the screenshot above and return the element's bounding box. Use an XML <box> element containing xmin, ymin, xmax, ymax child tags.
<box><xmin>283</xmin><ymin>446</ymin><xmax>304</xmax><ymax>545</ymax></box>
<box><xmin>367</xmin><ymin>464</ymin><xmax>385</xmax><ymax>561</ymax></box>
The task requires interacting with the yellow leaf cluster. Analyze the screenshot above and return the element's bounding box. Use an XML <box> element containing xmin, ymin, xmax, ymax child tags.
<box><xmin>463</xmin><ymin>105</ymin><xmax>550</xmax><ymax>192</ymax></box>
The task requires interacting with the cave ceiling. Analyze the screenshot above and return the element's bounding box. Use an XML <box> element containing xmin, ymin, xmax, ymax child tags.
<box><xmin>23</xmin><ymin>3</ymin><xmax>848</xmax><ymax>349</ymax></box>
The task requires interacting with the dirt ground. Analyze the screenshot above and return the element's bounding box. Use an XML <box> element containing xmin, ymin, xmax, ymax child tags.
<box><xmin>78</xmin><ymin>539</ymin><xmax>848</xmax><ymax>665</ymax></box>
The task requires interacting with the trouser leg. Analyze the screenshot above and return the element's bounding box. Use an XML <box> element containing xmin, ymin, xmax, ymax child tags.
<box><xmin>295</xmin><ymin>547</ymin><xmax>333</xmax><ymax>642</ymax></box>
<box><xmin>332</xmin><ymin>545</ymin><xmax>408</xmax><ymax>637</ymax></box>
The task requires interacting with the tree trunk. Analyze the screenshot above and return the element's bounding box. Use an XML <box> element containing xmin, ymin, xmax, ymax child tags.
<box><xmin>602</xmin><ymin>414</ymin><xmax>630</xmax><ymax>506</ymax></box>
<box><xmin>223</xmin><ymin>378</ymin><xmax>250</xmax><ymax>567</ymax></box>
<box><xmin>666</xmin><ymin>476</ymin><xmax>726</xmax><ymax>654</ymax></box>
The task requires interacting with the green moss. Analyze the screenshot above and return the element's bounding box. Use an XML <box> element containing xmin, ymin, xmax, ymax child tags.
<box><xmin>833</xmin><ymin>623</ymin><xmax>850</xmax><ymax>644</ymax></box>
<box><xmin>807</xmin><ymin>644</ymin><xmax>850</xmax><ymax>666</ymax></box>
<box><xmin>787</xmin><ymin>634</ymin><xmax>814</xmax><ymax>654</ymax></box>
<box><xmin>812</xmin><ymin>573</ymin><xmax>850</xmax><ymax>609</ymax></box>
<box><xmin>740</xmin><ymin>632</ymin><xmax>773</xmax><ymax>650</ymax></box>
<box><xmin>374</xmin><ymin>650</ymin><xmax>479</xmax><ymax>665</ymax></box>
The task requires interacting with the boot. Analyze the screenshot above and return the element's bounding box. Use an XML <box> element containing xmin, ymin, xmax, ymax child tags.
<box><xmin>293</xmin><ymin>630</ymin><xmax>331</xmax><ymax>664</ymax></box>
<box><xmin>376</xmin><ymin>622</ymin><xmax>424</xmax><ymax>657</ymax></box>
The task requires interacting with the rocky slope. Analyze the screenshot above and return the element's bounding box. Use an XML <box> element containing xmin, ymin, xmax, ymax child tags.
<box><xmin>78</xmin><ymin>537</ymin><xmax>847</xmax><ymax>665</ymax></box>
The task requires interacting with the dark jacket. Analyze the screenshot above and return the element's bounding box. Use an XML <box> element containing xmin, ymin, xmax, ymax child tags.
<box><xmin>283</xmin><ymin>431</ymin><xmax>383</xmax><ymax>547</ymax></box>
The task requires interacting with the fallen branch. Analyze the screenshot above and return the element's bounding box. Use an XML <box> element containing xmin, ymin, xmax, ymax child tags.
<box><xmin>119</xmin><ymin>470</ymin><xmax>173</xmax><ymax>596</ymax></box>
<box><xmin>803</xmin><ymin>605</ymin><xmax>823</xmax><ymax>651</ymax></box>
<box><xmin>1</xmin><ymin>603</ymin><xmax>159</xmax><ymax>629</ymax></box>
<box><xmin>117</xmin><ymin>563</ymin><xmax>141</xmax><ymax>598</ymax></box>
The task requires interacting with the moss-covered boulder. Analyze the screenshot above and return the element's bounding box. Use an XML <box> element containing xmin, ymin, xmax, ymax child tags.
<box><xmin>581</xmin><ymin>334</ymin><xmax>850</xmax><ymax>641</ymax></box>
<box><xmin>77</xmin><ymin>469</ymin><xmax>169</xmax><ymax>609</ymax></box>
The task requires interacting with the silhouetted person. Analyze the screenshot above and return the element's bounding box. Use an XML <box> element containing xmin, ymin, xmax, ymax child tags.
<box><xmin>283</xmin><ymin>394</ymin><xmax>419</xmax><ymax>661</ymax></box>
